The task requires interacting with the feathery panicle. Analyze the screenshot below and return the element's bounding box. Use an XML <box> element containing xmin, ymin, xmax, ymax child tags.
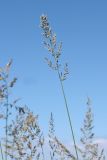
<box><xmin>40</xmin><ymin>14</ymin><xmax>79</xmax><ymax>159</ymax></box>
<box><xmin>79</xmin><ymin>97</ymin><xmax>105</xmax><ymax>160</ymax></box>
<box><xmin>7</xmin><ymin>106</ymin><xmax>44</xmax><ymax>160</ymax></box>
<box><xmin>48</xmin><ymin>113</ymin><xmax>76</xmax><ymax>160</ymax></box>
<box><xmin>0</xmin><ymin>59</ymin><xmax>17</xmax><ymax>160</ymax></box>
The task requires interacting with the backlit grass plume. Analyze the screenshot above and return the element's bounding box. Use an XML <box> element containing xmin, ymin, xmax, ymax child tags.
<box><xmin>0</xmin><ymin>60</ymin><xmax>17</xmax><ymax>160</ymax></box>
<box><xmin>78</xmin><ymin>97</ymin><xmax>105</xmax><ymax>160</ymax></box>
<box><xmin>7</xmin><ymin>106</ymin><xmax>45</xmax><ymax>160</ymax></box>
<box><xmin>48</xmin><ymin>113</ymin><xmax>76</xmax><ymax>160</ymax></box>
<box><xmin>40</xmin><ymin>15</ymin><xmax>79</xmax><ymax>160</ymax></box>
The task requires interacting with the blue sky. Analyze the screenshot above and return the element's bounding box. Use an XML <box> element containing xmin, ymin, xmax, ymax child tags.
<box><xmin>0</xmin><ymin>0</ymin><xmax>107</xmax><ymax>146</ymax></box>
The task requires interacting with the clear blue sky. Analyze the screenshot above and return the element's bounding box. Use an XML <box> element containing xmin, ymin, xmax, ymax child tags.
<box><xmin>0</xmin><ymin>0</ymin><xmax>107</xmax><ymax>145</ymax></box>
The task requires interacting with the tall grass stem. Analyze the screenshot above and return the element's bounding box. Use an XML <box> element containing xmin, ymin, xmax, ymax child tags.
<box><xmin>0</xmin><ymin>141</ymin><xmax>4</xmax><ymax>160</ymax></box>
<box><xmin>57</xmin><ymin>68</ymin><xmax>79</xmax><ymax>160</ymax></box>
<box><xmin>3</xmin><ymin>77</ymin><xmax>9</xmax><ymax>160</ymax></box>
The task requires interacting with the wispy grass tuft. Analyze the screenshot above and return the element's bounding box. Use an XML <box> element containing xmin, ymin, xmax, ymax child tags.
<box><xmin>78</xmin><ymin>97</ymin><xmax>105</xmax><ymax>160</ymax></box>
<box><xmin>0</xmin><ymin>59</ymin><xmax>17</xmax><ymax>160</ymax></box>
<box><xmin>40</xmin><ymin>14</ymin><xmax>79</xmax><ymax>160</ymax></box>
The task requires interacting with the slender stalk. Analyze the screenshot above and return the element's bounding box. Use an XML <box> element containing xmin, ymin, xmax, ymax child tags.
<box><xmin>3</xmin><ymin>76</ymin><xmax>9</xmax><ymax>160</ymax></box>
<box><xmin>0</xmin><ymin>141</ymin><xmax>4</xmax><ymax>160</ymax></box>
<box><xmin>5</xmin><ymin>83</ymin><xmax>8</xmax><ymax>160</ymax></box>
<box><xmin>39</xmin><ymin>133</ymin><xmax>45</xmax><ymax>160</ymax></box>
<box><xmin>57</xmin><ymin>68</ymin><xmax>79</xmax><ymax>160</ymax></box>
<box><xmin>40</xmin><ymin>15</ymin><xmax>79</xmax><ymax>159</ymax></box>
<box><xmin>41</xmin><ymin>145</ymin><xmax>45</xmax><ymax>160</ymax></box>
